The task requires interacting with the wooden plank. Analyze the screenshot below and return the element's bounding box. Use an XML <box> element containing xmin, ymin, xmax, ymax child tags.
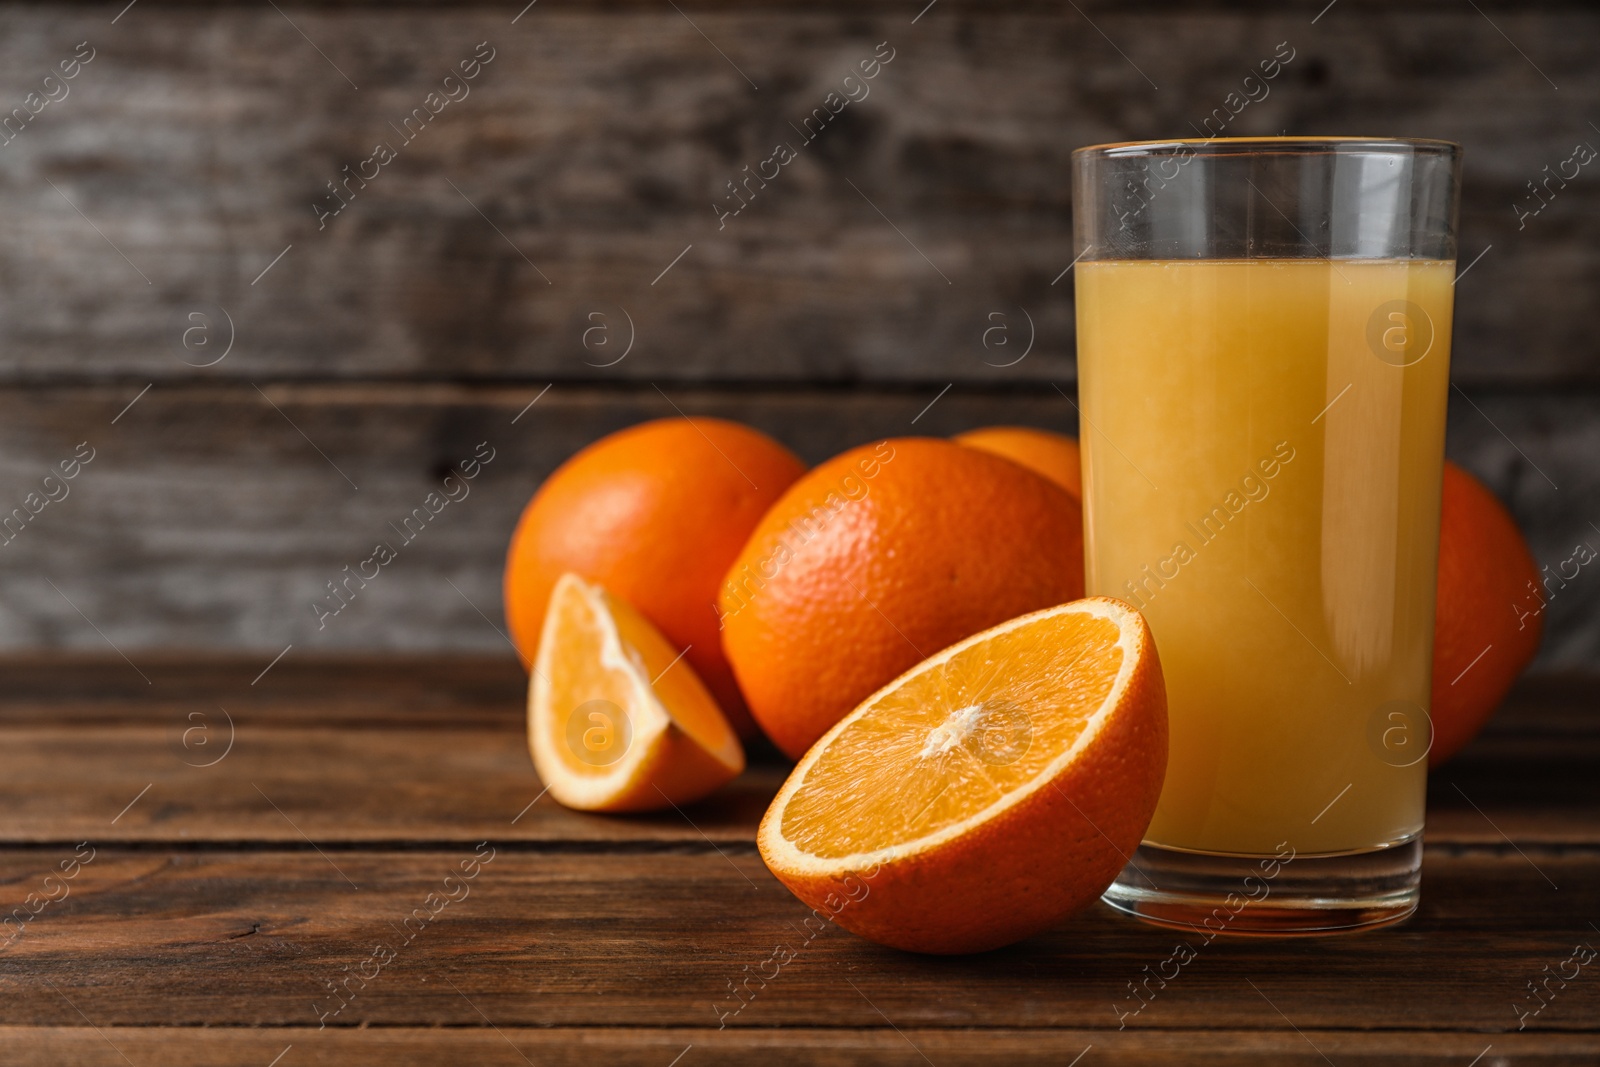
<box><xmin>0</xmin><ymin>1027</ymin><xmax>1595</xmax><ymax>1067</ymax></box>
<box><xmin>1429</xmin><ymin>674</ymin><xmax>1600</xmax><ymax>844</ymax></box>
<box><xmin>0</xmin><ymin>383</ymin><xmax>1596</xmax><ymax>663</ymax></box>
<box><xmin>0</xmin><ymin>847</ymin><xmax>1594</xmax><ymax>1031</ymax></box>
<box><xmin>0</xmin><ymin>655</ymin><xmax>770</xmax><ymax>848</ymax></box>
<box><xmin>0</xmin><ymin>654</ymin><xmax>529</xmax><ymax>727</ymax></box>
<box><xmin>0</xmin><ymin>719</ymin><xmax>787</xmax><ymax>846</ymax></box>
<box><xmin>0</xmin><ymin>658</ymin><xmax>1589</xmax><ymax>846</ymax></box>
<box><xmin>0</xmin><ymin>7</ymin><xmax>1595</xmax><ymax>384</ymax></box>
<box><xmin>2</xmin><ymin>654</ymin><xmax>1587</xmax><ymax>733</ymax></box>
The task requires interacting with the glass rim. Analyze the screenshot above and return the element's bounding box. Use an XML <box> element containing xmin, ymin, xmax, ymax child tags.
<box><xmin>1073</xmin><ymin>136</ymin><xmax>1462</xmax><ymax>161</ymax></box>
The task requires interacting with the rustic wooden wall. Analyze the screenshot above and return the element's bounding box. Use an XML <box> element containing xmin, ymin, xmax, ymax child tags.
<box><xmin>0</xmin><ymin>0</ymin><xmax>1596</xmax><ymax>664</ymax></box>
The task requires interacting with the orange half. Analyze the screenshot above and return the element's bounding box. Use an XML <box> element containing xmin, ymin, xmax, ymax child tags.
<box><xmin>758</xmin><ymin>597</ymin><xmax>1166</xmax><ymax>953</ymax></box>
<box><xmin>530</xmin><ymin>573</ymin><xmax>744</xmax><ymax>812</ymax></box>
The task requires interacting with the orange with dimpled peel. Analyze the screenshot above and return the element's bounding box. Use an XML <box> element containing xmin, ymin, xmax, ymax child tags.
<box><xmin>758</xmin><ymin>597</ymin><xmax>1167</xmax><ymax>954</ymax></box>
<box><xmin>720</xmin><ymin>437</ymin><xmax>1084</xmax><ymax>760</ymax></box>
<box><xmin>505</xmin><ymin>417</ymin><xmax>806</xmax><ymax>739</ymax></box>
<box><xmin>1428</xmin><ymin>461</ymin><xmax>1545</xmax><ymax>766</ymax></box>
<box><xmin>954</xmin><ymin>425</ymin><xmax>1082</xmax><ymax>498</ymax></box>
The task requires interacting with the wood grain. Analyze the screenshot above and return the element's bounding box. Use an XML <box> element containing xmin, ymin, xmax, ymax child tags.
<box><xmin>2</xmin><ymin>1027</ymin><xmax>1596</xmax><ymax>1067</ymax></box>
<box><xmin>0</xmin><ymin>846</ymin><xmax>1594</xmax><ymax>1031</ymax></box>
<box><xmin>0</xmin><ymin>6</ymin><xmax>1594</xmax><ymax>384</ymax></box>
<box><xmin>0</xmin><ymin>661</ymin><xmax>1590</xmax><ymax>1059</ymax></box>
<box><xmin>0</xmin><ymin>383</ymin><xmax>1595</xmax><ymax>661</ymax></box>
<box><xmin>0</xmin><ymin>4</ymin><xmax>1593</xmax><ymax>1059</ymax></box>
<box><xmin>0</xmin><ymin>660</ymin><xmax>1587</xmax><ymax>846</ymax></box>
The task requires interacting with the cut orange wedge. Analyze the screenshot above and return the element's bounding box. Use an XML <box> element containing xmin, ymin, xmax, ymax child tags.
<box><xmin>758</xmin><ymin>597</ymin><xmax>1167</xmax><ymax>953</ymax></box>
<box><xmin>530</xmin><ymin>573</ymin><xmax>745</xmax><ymax>812</ymax></box>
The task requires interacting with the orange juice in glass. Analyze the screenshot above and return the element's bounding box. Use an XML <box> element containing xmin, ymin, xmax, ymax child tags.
<box><xmin>1075</xmin><ymin>139</ymin><xmax>1461</xmax><ymax>934</ymax></box>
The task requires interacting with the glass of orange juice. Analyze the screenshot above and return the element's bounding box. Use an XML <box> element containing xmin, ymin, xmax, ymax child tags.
<box><xmin>1074</xmin><ymin>138</ymin><xmax>1461</xmax><ymax>934</ymax></box>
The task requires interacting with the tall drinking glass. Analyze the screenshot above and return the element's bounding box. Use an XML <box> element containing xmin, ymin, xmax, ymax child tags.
<box><xmin>1073</xmin><ymin>138</ymin><xmax>1461</xmax><ymax>934</ymax></box>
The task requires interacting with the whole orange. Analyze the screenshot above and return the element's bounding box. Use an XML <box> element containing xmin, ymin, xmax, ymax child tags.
<box><xmin>504</xmin><ymin>418</ymin><xmax>806</xmax><ymax>737</ymax></box>
<box><xmin>719</xmin><ymin>437</ymin><xmax>1085</xmax><ymax>759</ymax></box>
<box><xmin>954</xmin><ymin>425</ymin><xmax>1082</xmax><ymax>498</ymax></box>
<box><xmin>1429</xmin><ymin>461</ymin><xmax>1544</xmax><ymax>766</ymax></box>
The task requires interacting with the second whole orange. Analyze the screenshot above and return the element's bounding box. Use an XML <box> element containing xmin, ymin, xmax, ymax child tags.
<box><xmin>954</xmin><ymin>425</ymin><xmax>1082</xmax><ymax>498</ymax></box>
<box><xmin>719</xmin><ymin>437</ymin><xmax>1086</xmax><ymax>759</ymax></box>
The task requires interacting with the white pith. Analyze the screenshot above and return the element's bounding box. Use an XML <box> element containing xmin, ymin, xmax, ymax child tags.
<box><xmin>760</xmin><ymin>597</ymin><xmax>1145</xmax><ymax>877</ymax></box>
<box><xmin>918</xmin><ymin>703</ymin><xmax>988</xmax><ymax>759</ymax></box>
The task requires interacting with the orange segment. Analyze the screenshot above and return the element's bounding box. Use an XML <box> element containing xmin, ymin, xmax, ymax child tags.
<box><xmin>530</xmin><ymin>573</ymin><xmax>744</xmax><ymax>812</ymax></box>
<box><xmin>759</xmin><ymin>598</ymin><xmax>1166</xmax><ymax>954</ymax></box>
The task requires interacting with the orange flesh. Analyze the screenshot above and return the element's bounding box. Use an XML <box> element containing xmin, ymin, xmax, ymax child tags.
<box><xmin>542</xmin><ymin>586</ymin><xmax>641</xmax><ymax>779</ymax></box>
<box><xmin>542</xmin><ymin>579</ymin><xmax>736</xmax><ymax>778</ymax></box>
<box><xmin>780</xmin><ymin>612</ymin><xmax>1123</xmax><ymax>858</ymax></box>
<box><xmin>605</xmin><ymin>590</ymin><xmax>736</xmax><ymax>760</ymax></box>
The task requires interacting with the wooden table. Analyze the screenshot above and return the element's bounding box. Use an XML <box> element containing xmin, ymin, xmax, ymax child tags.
<box><xmin>0</xmin><ymin>656</ymin><xmax>1595</xmax><ymax>1065</ymax></box>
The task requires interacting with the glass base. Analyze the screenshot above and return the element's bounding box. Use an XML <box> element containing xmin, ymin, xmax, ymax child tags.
<box><xmin>1101</xmin><ymin>832</ymin><xmax>1421</xmax><ymax>936</ymax></box>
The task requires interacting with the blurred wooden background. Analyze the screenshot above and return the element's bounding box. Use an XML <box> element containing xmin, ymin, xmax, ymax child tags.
<box><xmin>0</xmin><ymin>0</ymin><xmax>1595</xmax><ymax>663</ymax></box>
